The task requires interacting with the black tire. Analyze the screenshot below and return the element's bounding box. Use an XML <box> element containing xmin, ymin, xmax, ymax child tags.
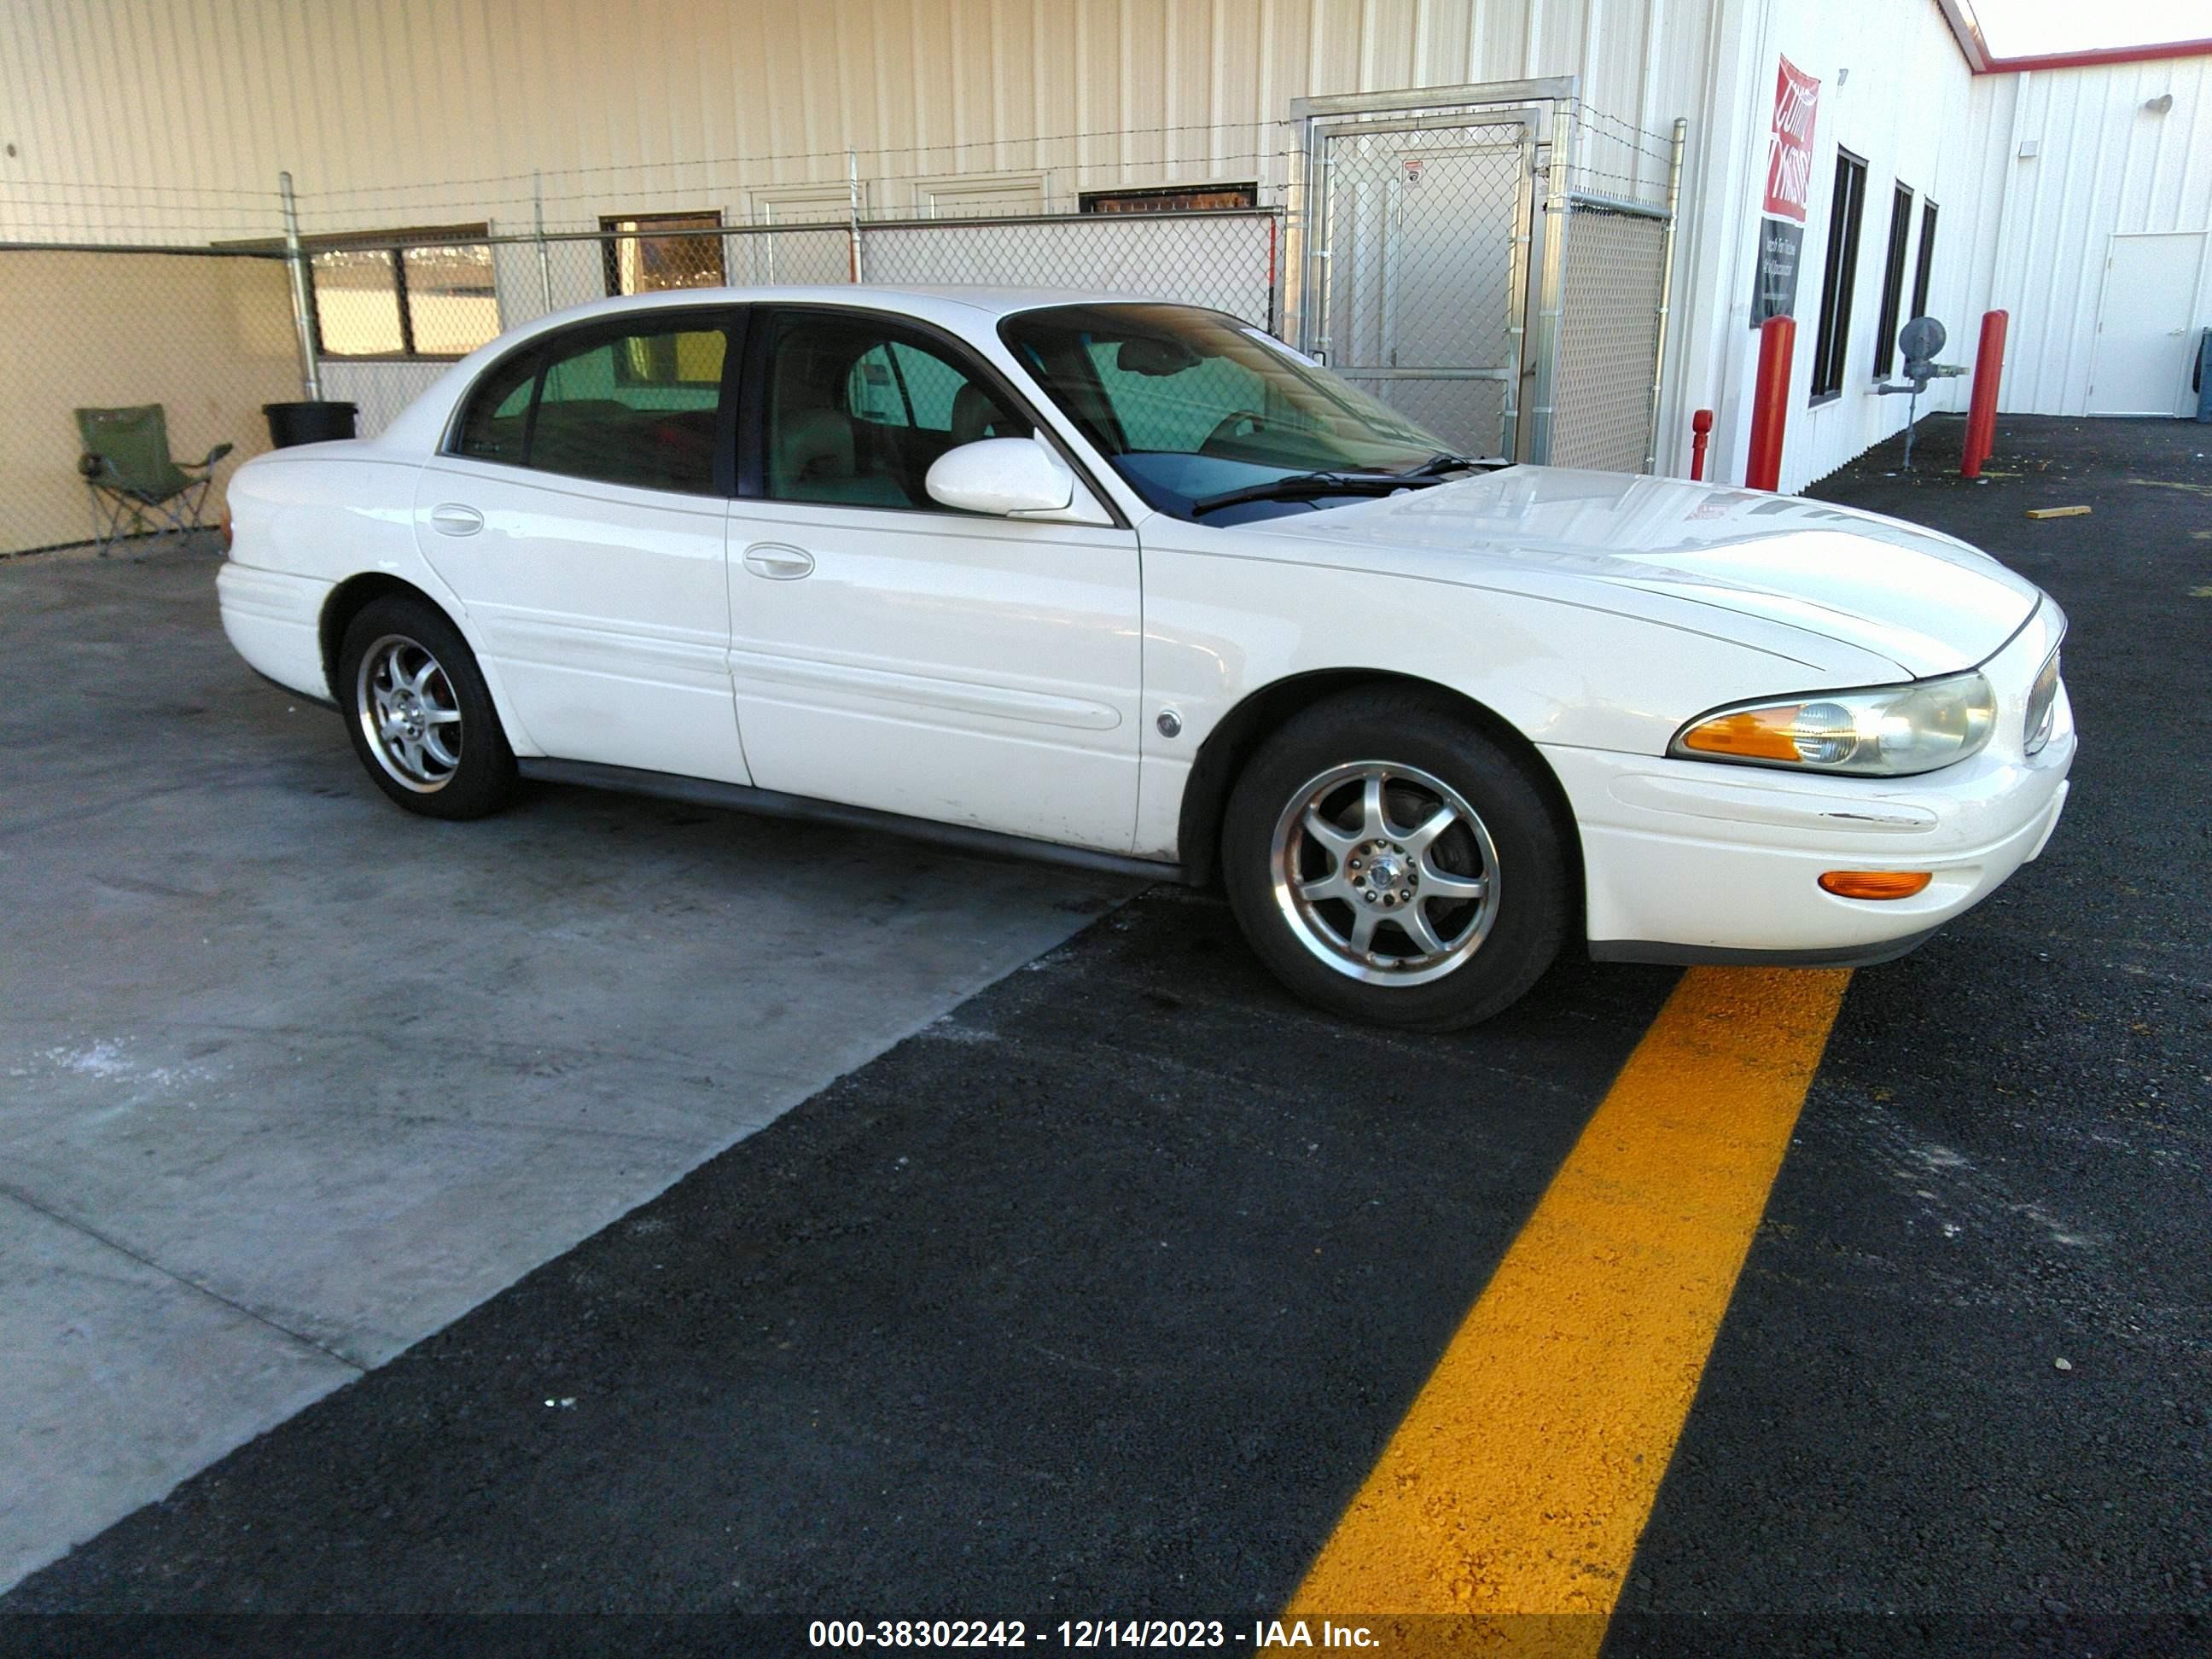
<box><xmin>1220</xmin><ymin>688</ymin><xmax>1569</xmax><ymax>1031</ymax></box>
<box><xmin>336</xmin><ymin>595</ymin><xmax>517</xmax><ymax>820</ymax></box>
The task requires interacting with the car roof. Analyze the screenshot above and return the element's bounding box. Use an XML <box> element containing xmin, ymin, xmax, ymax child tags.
<box><xmin>521</xmin><ymin>283</ymin><xmax>1179</xmax><ymax>329</ymax></box>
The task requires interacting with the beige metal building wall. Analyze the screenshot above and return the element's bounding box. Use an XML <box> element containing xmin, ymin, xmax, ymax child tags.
<box><xmin>1971</xmin><ymin>55</ymin><xmax>2212</xmax><ymax>416</ymax></box>
<box><xmin>0</xmin><ymin>0</ymin><xmax>1717</xmax><ymax>236</ymax></box>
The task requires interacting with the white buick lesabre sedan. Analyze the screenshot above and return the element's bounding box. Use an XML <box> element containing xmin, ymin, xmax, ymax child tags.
<box><xmin>218</xmin><ymin>286</ymin><xmax>2072</xmax><ymax>1028</ymax></box>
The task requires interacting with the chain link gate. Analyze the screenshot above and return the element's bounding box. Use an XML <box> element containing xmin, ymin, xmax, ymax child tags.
<box><xmin>1299</xmin><ymin>114</ymin><xmax>1534</xmax><ymax>463</ymax></box>
<box><xmin>1293</xmin><ymin>79</ymin><xmax>1685</xmax><ymax>471</ymax></box>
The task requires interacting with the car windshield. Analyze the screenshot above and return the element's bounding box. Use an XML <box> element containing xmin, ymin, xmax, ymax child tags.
<box><xmin>998</xmin><ymin>303</ymin><xmax>1464</xmax><ymax>521</ymax></box>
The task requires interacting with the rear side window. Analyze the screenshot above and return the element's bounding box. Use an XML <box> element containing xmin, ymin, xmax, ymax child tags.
<box><xmin>452</xmin><ymin>349</ymin><xmax>538</xmax><ymax>463</ymax></box>
<box><xmin>449</xmin><ymin>316</ymin><xmax>733</xmax><ymax>495</ymax></box>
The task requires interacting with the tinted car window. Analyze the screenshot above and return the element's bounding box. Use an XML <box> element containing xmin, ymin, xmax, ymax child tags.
<box><xmin>529</xmin><ymin>320</ymin><xmax>731</xmax><ymax>494</ymax></box>
<box><xmin>482</xmin><ymin>320</ymin><xmax>725</xmax><ymax>493</ymax></box>
<box><xmin>452</xmin><ymin>348</ymin><xmax>540</xmax><ymax>463</ymax></box>
<box><xmin>763</xmin><ymin>312</ymin><xmax>1028</xmax><ymax>509</ymax></box>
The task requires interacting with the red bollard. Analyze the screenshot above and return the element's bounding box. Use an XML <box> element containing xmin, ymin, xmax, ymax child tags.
<box><xmin>1744</xmin><ymin>316</ymin><xmax>1795</xmax><ymax>492</ymax></box>
<box><xmin>1962</xmin><ymin>310</ymin><xmax>2009</xmax><ymax>480</ymax></box>
<box><xmin>1689</xmin><ymin>408</ymin><xmax>1714</xmax><ymax>480</ymax></box>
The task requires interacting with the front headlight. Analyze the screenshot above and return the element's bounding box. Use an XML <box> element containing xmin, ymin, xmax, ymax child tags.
<box><xmin>1670</xmin><ymin>671</ymin><xmax>1997</xmax><ymax>777</ymax></box>
<box><xmin>2023</xmin><ymin>647</ymin><xmax>2062</xmax><ymax>756</ymax></box>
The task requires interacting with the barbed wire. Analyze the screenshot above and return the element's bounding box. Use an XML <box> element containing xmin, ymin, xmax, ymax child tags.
<box><xmin>1563</xmin><ymin>100</ymin><xmax>1681</xmax><ymax>151</ymax></box>
<box><xmin>0</xmin><ymin>175</ymin><xmax>286</xmax><ymax>200</ymax></box>
<box><xmin>293</xmin><ymin>119</ymin><xmax>1302</xmax><ymax>206</ymax></box>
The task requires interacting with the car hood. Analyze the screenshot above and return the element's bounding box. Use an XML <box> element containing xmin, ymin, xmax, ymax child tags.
<box><xmin>1245</xmin><ymin>466</ymin><xmax>2042</xmax><ymax>678</ymax></box>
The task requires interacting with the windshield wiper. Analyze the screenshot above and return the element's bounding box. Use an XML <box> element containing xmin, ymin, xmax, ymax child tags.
<box><xmin>1190</xmin><ymin>470</ymin><xmax>1444</xmax><ymax>516</ymax></box>
<box><xmin>1400</xmin><ymin>451</ymin><xmax>1495</xmax><ymax>478</ymax></box>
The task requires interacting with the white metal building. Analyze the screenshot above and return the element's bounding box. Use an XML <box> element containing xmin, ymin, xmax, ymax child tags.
<box><xmin>3</xmin><ymin>0</ymin><xmax>2207</xmax><ymax>501</ymax></box>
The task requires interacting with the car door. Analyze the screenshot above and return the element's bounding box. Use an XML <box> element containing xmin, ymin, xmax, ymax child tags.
<box><xmin>413</xmin><ymin>307</ymin><xmax>751</xmax><ymax>784</ymax></box>
<box><xmin>725</xmin><ymin>306</ymin><xmax>1144</xmax><ymax>853</ymax></box>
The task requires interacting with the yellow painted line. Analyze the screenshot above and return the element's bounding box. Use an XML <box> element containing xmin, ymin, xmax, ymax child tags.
<box><xmin>1282</xmin><ymin>966</ymin><xmax>1852</xmax><ymax>1654</ymax></box>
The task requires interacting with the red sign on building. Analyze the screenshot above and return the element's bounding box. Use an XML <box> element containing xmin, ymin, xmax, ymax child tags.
<box><xmin>1764</xmin><ymin>56</ymin><xmax>1821</xmax><ymax>223</ymax></box>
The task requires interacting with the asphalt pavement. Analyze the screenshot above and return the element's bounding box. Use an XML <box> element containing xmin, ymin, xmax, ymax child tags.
<box><xmin>2</xmin><ymin>415</ymin><xmax>2205</xmax><ymax>1656</ymax></box>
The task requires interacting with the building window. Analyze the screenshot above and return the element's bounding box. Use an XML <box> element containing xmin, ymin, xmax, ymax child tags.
<box><xmin>1808</xmin><ymin>150</ymin><xmax>1867</xmax><ymax>403</ymax></box>
<box><xmin>602</xmin><ymin>212</ymin><xmax>726</xmax><ymax>296</ymax></box>
<box><xmin>309</xmin><ymin>226</ymin><xmax>497</xmax><ymax>360</ymax></box>
<box><xmin>1871</xmin><ymin>182</ymin><xmax>1915</xmax><ymax>379</ymax></box>
<box><xmin>1080</xmin><ymin>183</ymin><xmax>1259</xmax><ymax>213</ymax></box>
<box><xmin>1911</xmin><ymin>201</ymin><xmax>1939</xmax><ymax>323</ymax></box>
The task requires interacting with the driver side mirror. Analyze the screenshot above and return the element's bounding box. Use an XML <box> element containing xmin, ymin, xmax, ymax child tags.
<box><xmin>925</xmin><ymin>437</ymin><xmax>1077</xmax><ymax>518</ymax></box>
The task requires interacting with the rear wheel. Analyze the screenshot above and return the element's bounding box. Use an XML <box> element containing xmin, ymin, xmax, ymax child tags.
<box><xmin>1220</xmin><ymin>690</ymin><xmax>1569</xmax><ymax>1029</ymax></box>
<box><xmin>337</xmin><ymin>596</ymin><xmax>516</xmax><ymax>819</ymax></box>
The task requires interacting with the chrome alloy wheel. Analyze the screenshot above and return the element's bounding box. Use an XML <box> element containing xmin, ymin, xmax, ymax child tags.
<box><xmin>355</xmin><ymin>633</ymin><xmax>463</xmax><ymax>793</ymax></box>
<box><xmin>1267</xmin><ymin>760</ymin><xmax>1501</xmax><ymax>987</ymax></box>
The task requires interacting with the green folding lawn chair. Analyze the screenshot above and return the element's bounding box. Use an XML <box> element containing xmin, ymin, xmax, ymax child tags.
<box><xmin>75</xmin><ymin>405</ymin><xmax>234</xmax><ymax>556</ymax></box>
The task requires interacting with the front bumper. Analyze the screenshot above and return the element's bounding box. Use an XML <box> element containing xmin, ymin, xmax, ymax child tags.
<box><xmin>1545</xmin><ymin>607</ymin><xmax>2075</xmax><ymax>966</ymax></box>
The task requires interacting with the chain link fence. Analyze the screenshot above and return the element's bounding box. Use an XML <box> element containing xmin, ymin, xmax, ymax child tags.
<box><xmin>1</xmin><ymin>93</ymin><xmax>1683</xmax><ymax>556</ymax></box>
<box><xmin>304</xmin><ymin>212</ymin><xmax>1283</xmax><ymax>438</ymax></box>
<box><xmin>1296</xmin><ymin>86</ymin><xmax>1684</xmax><ymax>470</ymax></box>
<box><xmin>0</xmin><ymin>203</ymin><xmax>1282</xmax><ymax>553</ymax></box>
<box><xmin>1551</xmin><ymin>201</ymin><xmax>1673</xmax><ymax>471</ymax></box>
<box><xmin>0</xmin><ymin>246</ymin><xmax>300</xmax><ymax>556</ymax></box>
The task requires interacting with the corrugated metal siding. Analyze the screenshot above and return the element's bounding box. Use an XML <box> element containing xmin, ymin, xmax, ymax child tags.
<box><xmin>0</xmin><ymin>0</ymin><xmax>1712</xmax><ymax>239</ymax></box>
<box><xmin>1983</xmin><ymin>56</ymin><xmax>2212</xmax><ymax>415</ymax></box>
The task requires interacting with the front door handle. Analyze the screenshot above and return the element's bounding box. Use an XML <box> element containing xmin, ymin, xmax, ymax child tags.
<box><xmin>742</xmin><ymin>543</ymin><xmax>815</xmax><ymax>580</ymax></box>
<box><xmin>430</xmin><ymin>504</ymin><xmax>484</xmax><ymax>536</ymax></box>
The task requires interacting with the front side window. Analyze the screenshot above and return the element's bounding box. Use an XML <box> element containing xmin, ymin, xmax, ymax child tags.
<box><xmin>999</xmin><ymin>303</ymin><xmax>1446</xmax><ymax>520</ymax></box>
<box><xmin>761</xmin><ymin>312</ymin><xmax>1029</xmax><ymax>509</ymax></box>
<box><xmin>451</xmin><ymin>317</ymin><xmax>731</xmax><ymax>495</ymax></box>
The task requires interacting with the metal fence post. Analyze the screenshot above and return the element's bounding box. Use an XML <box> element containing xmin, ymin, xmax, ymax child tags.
<box><xmin>1644</xmin><ymin>117</ymin><xmax>1688</xmax><ymax>474</ymax></box>
<box><xmin>278</xmin><ymin>171</ymin><xmax>322</xmax><ymax>401</ymax></box>
<box><xmin>1524</xmin><ymin>108</ymin><xmax>1572</xmax><ymax>465</ymax></box>
<box><xmin>1502</xmin><ymin>129</ymin><xmax>1538</xmax><ymax>463</ymax></box>
<box><xmin>533</xmin><ymin>171</ymin><xmax>553</xmax><ymax>315</ymax></box>
<box><xmin>1294</xmin><ymin>116</ymin><xmax>1332</xmax><ymax>360</ymax></box>
<box><xmin>847</xmin><ymin>148</ymin><xmax>865</xmax><ymax>283</ymax></box>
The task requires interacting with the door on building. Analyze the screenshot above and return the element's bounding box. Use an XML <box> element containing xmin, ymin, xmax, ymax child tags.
<box><xmin>1304</xmin><ymin>114</ymin><xmax>1534</xmax><ymax>462</ymax></box>
<box><xmin>2088</xmin><ymin>232</ymin><xmax>2206</xmax><ymax>416</ymax></box>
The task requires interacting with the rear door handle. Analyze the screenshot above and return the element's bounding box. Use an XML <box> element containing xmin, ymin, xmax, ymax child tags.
<box><xmin>742</xmin><ymin>543</ymin><xmax>815</xmax><ymax>580</ymax></box>
<box><xmin>430</xmin><ymin>504</ymin><xmax>484</xmax><ymax>536</ymax></box>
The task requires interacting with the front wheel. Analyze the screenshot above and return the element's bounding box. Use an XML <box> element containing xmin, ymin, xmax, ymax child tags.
<box><xmin>1220</xmin><ymin>690</ymin><xmax>1569</xmax><ymax>1030</ymax></box>
<box><xmin>337</xmin><ymin>596</ymin><xmax>516</xmax><ymax>820</ymax></box>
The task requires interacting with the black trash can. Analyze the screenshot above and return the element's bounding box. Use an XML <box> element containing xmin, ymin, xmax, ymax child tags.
<box><xmin>263</xmin><ymin>400</ymin><xmax>358</xmax><ymax>448</ymax></box>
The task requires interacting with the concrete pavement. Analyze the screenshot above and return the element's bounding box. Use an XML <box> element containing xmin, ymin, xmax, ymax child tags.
<box><xmin>0</xmin><ymin>540</ymin><xmax>1130</xmax><ymax>1588</ymax></box>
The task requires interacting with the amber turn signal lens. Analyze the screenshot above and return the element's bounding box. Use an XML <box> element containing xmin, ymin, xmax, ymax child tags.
<box><xmin>1677</xmin><ymin>705</ymin><xmax>1805</xmax><ymax>762</ymax></box>
<box><xmin>1818</xmin><ymin>870</ymin><xmax>1933</xmax><ymax>899</ymax></box>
